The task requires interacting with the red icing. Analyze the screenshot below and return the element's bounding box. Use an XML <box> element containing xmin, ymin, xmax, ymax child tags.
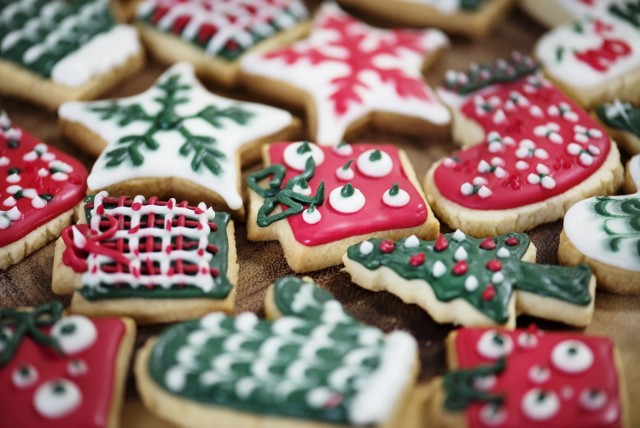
<box><xmin>574</xmin><ymin>19</ymin><xmax>632</xmax><ymax>72</ymax></box>
<box><xmin>409</xmin><ymin>252</ymin><xmax>425</xmax><ymax>266</ymax></box>
<box><xmin>0</xmin><ymin>318</ymin><xmax>126</xmax><ymax>427</ymax></box>
<box><xmin>486</xmin><ymin>260</ymin><xmax>502</xmax><ymax>272</ymax></box>
<box><xmin>434</xmin><ymin>74</ymin><xmax>610</xmax><ymax>210</ymax></box>
<box><xmin>0</xmin><ymin>115</ymin><xmax>87</xmax><ymax>247</ymax></box>
<box><xmin>454</xmin><ymin>328</ymin><xmax>622</xmax><ymax>428</ymax></box>
<box><xmin>379</xmin><ymin>239</ymin><xmax>396</xmax><ymax>253</ymax></box>
<box><xmin>506</xmin><ymin>237</ymin><xmax>519</xmax><ymax>246</ymax></box>
<box><xmin>481</xmin><ymin>284</ymin><xmax>496</xmax><ymax>301</ymax></box>
<box><xmin>269</xmin><ymin>143</ymin><xmax>428</xmax><ymax>246</ymax></box>
<box><xmin>435</xmin><ymin>234</ymin><xmax>449</xmax><ymax>251</ymax></box>
<box><xmin>480</xmin><ymin>237</ymin><xmax>496</xmax><ymax>250</ymax></box>
<box><xmin>453</xmin><ymin>260</ymin><xmax>468</xmax><ymax>276</ymax></box>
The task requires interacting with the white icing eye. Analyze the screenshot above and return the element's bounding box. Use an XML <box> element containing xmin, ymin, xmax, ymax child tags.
<box><xmin>472</xmin><ymin>374</ymin><xmax>496</xmax><ymax>391</ymax></box>
<box><xmin>67</xmin><ymin>359</ymin><xmax>88</xmax><ymax>377</ymax></box>
<box><xmin>356</xmin><ymin>149</ymin><xmax>393</xmax><ymax>178</ymax></box>
<box><xmin>12</xmin><ymin>364</ymin><xmax>39</xmax><ymax>388</ymax></box>
<box><xmin>517</xmin><ymin>332</ymin><xmax>538</xmax><ymax>349</ymax></box>
<box><xmin>480</xmin><ymin>403</ymin><xmax>507</xmax><ymax>426</ymax></box>
<box><xmin>283</xmin><ymin>141</ymin><xmax>325</xmax><ymax>170</ymax></box>
<box><xmin>551</xmin><ymin>340</ymin><xmax>594</xmax><ymax>373</ymax></box>
<box><xmin>302</xmin><ymin>205</ymin><xmax>322</xmax><ymax>224</ymax></box>
<box><xmin>528</xmin><ymin>365</ymin><xmax>550</xmax><ymax>384</ymax></box>
<box><xmin>382</xmin><ymin>183</ymin><xmax>410</xmax><ymax>207</ymax></box>
<box><xmin>34</xmin><ymin>379</ymin><xmax>82</xmax><ymax>419</ymax></box>
<box><xmin>477</xmin><ymin>330</ymin><xmax>514</xmax><ymax>360</ymax></box>
<box><xmin>51</xmin><ymin>315</ymin><xmax>97</xmax><ymax>355</ymax></box>
<box><xmin>329</xmin><ymin>184</ymin><xmax>365</xmax><ymax>214</ymax></box>
<box><xmin>359</xmin><ymin>240</ymin><xmax>374</xmax><ymax>255</ymax></box>
<box><xmin>579</xmin><ymin>388</ymin><xmax>607</xmax><ymax>411</ymax></box>
<box><xmin>521</xmin><ymin>388</ymin><xmax>560</xmax><ymax>421</ymax></box>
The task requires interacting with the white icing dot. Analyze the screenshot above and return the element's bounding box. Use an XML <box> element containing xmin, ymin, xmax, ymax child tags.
<box><xmin>478</xmin><ymin>186</ymin><xmax>492</xmax><ymax>198</ymax></box>
<box><xmin>460</xmin><ymin>182</ymin><xmax>474</xmax><ymax>195</ymax></box>
<box><xmin>528</xmin><ymin>365</ymin><xmax>550</xmax><ymax>384</ymax></box>
<box><xmin>432</xmin><ymin>261</ymin><xmax>446</xmax><ymax>278</ymax></box>
<box><xmin>302</xmin><ymin>207</ymin><xmax>322</xmax><ymax>225</ymax></box>
<box><xmin>329</xmin><ymin>185</ymin><xmax>365</xmax><ymax>214</ymax></box>
<box><xmin>465</xmin><ymin>275</ymin><xmax>479</xmax><ymax>292</ymax></box>
<box><xmin>382</xmin><ymin>187</ymin><xmax>410</xmax><ymax>207</ymax></box>
<box><xmin>235</xmin><ymin>312</ymin><xmax>259</xmax><ymax>333</ymax></box>
<box><xmin>6</xmin><ymin>174</ymin><xmax>20</xmax><ymax>183</ymax></box>
<box><xmin>307</xmin><ymin>387</ymin><xmax>334</xmax><ymax>408</ymax></box>
<box><xmin>492</xmin><ymin>272</ymin><xmax>505</xmax><ymax>284</ymax></box>
<box><xmin>454</xmin><ymin>246</ymin><xmax>468</xmax><ymax>261</ymax></box>
<box><xmin>477</xmin><ymin>330</ymin><xmax>514</xmax><ymax>360</ymax></box>
<box><xmin>51</xmin><ymin>316</ymin><xmax>97</xmax><ymax>355</ymax></box>
<box><xmin>0</xmin><ymin>156</ymin><xmax>8</xmax><ymax>166</ymax></box>
<box><xmin>551</xmin><ymin>340</ymin><xmax>594</xmax><ymax>373</ymax></box>
<box><xmin>480</xmin><ymin>403</ymin><xmax>508</xmax><ymax>426</ymax></box>
<box><xmin>541</xmin><ymin>176</ymin><xmax>556</xmax><ymax>189</ymax></box>
<box><xmin>404</xmin><ymin>235</ymin><xmax>420</xmax><ymax>248</ymax></box>
<box><xmin>521</xmin><ymin>389</ymin><xmax>560</xmax><ymax>421</ymax></box>
<box><xmin>283</xmin><ymin>142</ymin><xmax>325</xmax><ymax>171</ymax></box>
<box><xmin>335</xmin><ymin>165</ymin><xmax>354</xmax><ymax>181</ymax></box>
<box><xmin>517</xmin><ymin>332</ymin><xmax>538</xmax><ymax>349</ymax></box>
<box><xmin>165</xmin><ymin>366</ymin><xmax>188</xmax><ymax>391</ymax></box>
<box><xmin>473</xmin><ymin>374</ymin><xmax>497</xmax><ymax>391</ymax></box>
<box><xmin>516</xmin><ymin>160</ymin><xmax>530</xmax><ymax>170</ymax></box>
<box><xmin>292</xmin><ymin>183</ymin><xmax>312</xmax><ymax>196</ymax></box>
<box><xmin>37</xmin><ymin>168</ymin><xmax>49</xmax><ymax>177</ymax></box>
<box><xmin>356</xmin><ymin>149</ymin><xmax>393</xmax><ymax>178</ymax></box>
<box><xmin>452</xmin><ymin>230</ymin><xmax>466</xmax><ymax>242</ymax></box>
<box><xmin>580</xmin><ymin>389</ymin><xmax>607</xmax><ymax>411</ymax></box>
<box><xmin>496</xmin><ymin>247</ymin><xmax>510</xmax><ymax>258</ymax></box>
<box><xmin>333</xmin><ymin>142</ymin><xmax>353</xmax><ymax>156</ymax></box>
<box><xmin>31</xmin><ymin>197</ymin><xmax>47</xmax><ymax>209</ymax></box>
<box><xmin>34</xmin><ymin>379</ymin><xmax>82</xmax><ymax>419</ymax></box>
<box><xmin>12</xmin><ymin>364</ymin><xmax>38</xmax><ymax>388</ymax></box>
<box><xmin>359</xmin><ymin>241</ymin><xmax>374</xmax><ymax>255</ymax></box>
<box><xmin>67</xmin><ymin>359</ymin><xmax>88</xmax><ymax>377</ymax></box>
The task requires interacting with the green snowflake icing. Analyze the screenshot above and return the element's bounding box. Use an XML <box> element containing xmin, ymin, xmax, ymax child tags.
<box><xmin>593</xmin><ymin>196</ymin><xmax>640</xmax><ymax>257</ymax></box>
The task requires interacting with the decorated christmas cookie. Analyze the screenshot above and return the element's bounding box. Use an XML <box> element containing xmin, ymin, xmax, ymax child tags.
<box><xmin>596</xmin><ymin>99</ymin><xmax>640</xmax><ymax>154</ymax></box>
<box><xmin>424</xmin><ymin>327</ymin><xmax>629</xmax><ymax>427</ymax></box>
<box><xmin>0</xmin><ymin>0</ymin><xmax>144</xmax><ymax>110</ymax></box>
<box><xmin>51</xmin><ymin>191</ymin><xmax>238</xmax><ymax>324</ymax></box>
<box><xmin>343</xmin><ymin>230</ymin><xmax>595</xmax><ymax>328</ymax></box>
<box><xmin>535</xmin><ymin>4</ymin><xmax>640</xmax><ymax>108</ymax></box>
<box><xmin>135</xmin><ymin>276</ymin><xmax>418</xmax><ymax>427</ymax></box>
<box><xmin>425</xmin><ymin>53</ymin><xmax>623</xmax><ymax>236</ymax></box>
<box><xmin>59</xmin><ymin>62</ymin><xmax>298</xmax><ymax>217</ymax></box>
<box><xmin>247</xmin><ymin>141</ymin><xmax>439</xmax><ymax>272</ymax></box>
<box><xmin>559</xmin><ymin>155</ymin><xmax>640</xmax><ymax>294</ymax></box>
<box><xmin>336</xmin><ymin>0</ymin><xmax>513</xmax><ymax>38</ymax></box>
<box><xmin>0</xmin><ymin>109</ymin><xmax>87</xmax><ymax>270</ymax></box>
<box><xmin>518</xmin><ymin>0</ymin><xmax>616</xmax><ymax>28</ymax></box>
<box><xmin>135</xmin><ymin>0</ymin><xmax>310</xmax><ymax>87</ymax></box>
<box><xmin>240</xmin><ymin>2</ymin><xmax>451</xmax><ymax>146</ymax></box>
<box><xmin>0</xmin><ymin>301</ymin><xmax>136</xmax><ymax>427</ymax></box>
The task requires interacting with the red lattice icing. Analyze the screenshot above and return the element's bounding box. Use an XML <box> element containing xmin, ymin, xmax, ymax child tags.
<box><xmin>0</xmin><ymin>111</ymin><xmax>87</xmax><ymax>247</ymax></box>
<box><xmin>454</xmin><ymin>327</ymin><xmax>622</xmax><ymax>428</ymax></box>
<box><xmin>268</xmin><ymin>142</ymin><xmax>428</xmax><ymax>246</ymax></box>
<box><xmin>434</xmin><ymin>74</ymin><xmax>611</xmax><ymax>209</ymax></box>
<box><xmin>1</xmin><ymin>318</ymin><xmax>126</xmax><ymax>427</ymax></box>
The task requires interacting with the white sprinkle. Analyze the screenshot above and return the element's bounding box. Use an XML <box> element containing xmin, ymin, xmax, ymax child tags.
<box><xmin>404</xmin><ymin>235</ymin><xmax>420</xmax><ymax>248</ymax></box>
<box><xmin>465</xmin><ymin>275</ymin><xmax>479</xmax><ymax>291</ymax></box>
<box><xmin>497</xmin><ymin>247</ymin><xmax>510</xmax><ymax>258</ymax></box>
<box><xmin>359</xmin><ymin>241</ymin><xmax>374</xmax><ymax>256</ymax></box>
<box><xmin>454</xmin><ymin>246</ymin><xmax>468</xmax><ymax>261</ymax></box>
<box><xmin>432</xmin><ymin>261</ymin><xmax>446</xmax><ymax>278</ymax></box>
<box><xmin>452</xmin><ymin>230</ymin><xmax>466</xmax><ymax>242</ymax></box>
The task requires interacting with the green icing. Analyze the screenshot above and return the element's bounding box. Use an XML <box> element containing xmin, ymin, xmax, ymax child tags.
<box><xmin>596</xmin><ymin>101</ymin><xmax>640</xmax><ymax>138</ymax></box>
<box><xmin>247</xmin><ymin>157</ymin><xmax>325</xmax><ymax>227</ymax></box>
<box><xmin>346</xmin><ymin>232</ymin><xmax>592</xmax><ymax>324</ymax></box>
<box><xmin>459</xmin><ymin>0</ymin><xmax>490</xmax><ymax>11</ymax></box>
<box><xmin>593</xmin><ymin>196</ymin><xmax>640</xmax><ymax>258</ymax></box>
<box><xmin>0</xmin><ymin>302</ymin><xmax>64</xmax><ymax>366</ymax></box>
<box><xmin>79</xmin><ymin>194</ymin><xmax>233</xmax><ymax>300</ymax></box>
<box><xmin>609</xmin><ymin>1</ymin><xmax>640</xmax><ymax>29</ymax></box>
<box><xmin>89</xmin><ymin>69</ymin><xmax>252</xmax><ymax>173</ymax></box>
<box><xmin>443</xmin><ymin>357</ymin><xmax>505</xmax><ymax>411</ymax></box>
<box><xmin>0</xmin><ymin>0</ymin><xmax>116</xmax><ymax>78</ymax></box>
<box><xmin>147</xmin><ymin>276</ymin><xmax>406</xmax><ymax>424</ymax></box>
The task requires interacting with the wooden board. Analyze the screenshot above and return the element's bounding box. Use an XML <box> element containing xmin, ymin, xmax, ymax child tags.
<box><xmin>1</xmin><ymin>2</ymin><xmax>639</xmax><ymax>426</ymax></box>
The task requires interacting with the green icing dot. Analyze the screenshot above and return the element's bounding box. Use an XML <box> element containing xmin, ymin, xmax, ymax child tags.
<box><xmin>389</xmin><ymin>183</ymin><xmax>400</xmax><ymax>196</ymax></box>
<box><xmin>297</xmin><ymin>141</ymin><xmax>312</xmax><ymax>154</ymax></box>
<box><xmin>341</xmin><ymin>184</ymin><xmax>355</xmax><ymax>197</ymax></box>
<box><xmin>369</xmin><ymin>149</ymin><xmax>382</xmax><ymax>161</ymax></box>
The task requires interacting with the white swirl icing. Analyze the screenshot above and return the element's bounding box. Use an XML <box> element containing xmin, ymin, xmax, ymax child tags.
<box><xmin>356</xmin><ymin>150</ymin><xmax>393</xmax><ymax>178</ymax></box>
<box><xmin>283</xmin><ymin>141</ymin><xmax>325</xmax><ymax>171</ymax></box>
<box><xmin>329</xmin><ymin>185</ymin><xmax>365</xmax><ymax>214</ymax></box>
<box><xmin>551</xmin><ymin>340</ymin><xmax>594</xmax><ymax>373</ymax></box>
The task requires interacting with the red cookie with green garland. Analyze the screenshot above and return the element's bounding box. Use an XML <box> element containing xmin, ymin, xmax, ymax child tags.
<box><xmin>0</xmin><ymin>301</ymin><xmax>136</xmax><ymax>428</ymax></box>
<box><xmin>425</xmin><ymin>327</ymin><xmax>629</xmax><ymax>428</ymax></box>
<box><xmin>425</xmin><ymin>52</ymin><xmax>623</xmax><ymax>236</ymax></box>
<box><xmin>247</xmin><ymin>141</ymin><xmax>440</xmax><ymax>272</ymax></box>
<box><xmin>0</xmin><ymin>109</ymin><xmax>87</xmax><ymax>270</ymax></box>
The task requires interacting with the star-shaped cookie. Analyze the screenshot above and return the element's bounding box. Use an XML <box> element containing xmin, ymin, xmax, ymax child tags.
<box><xmin>59</xmin><ymin>62</ymin><xmax>299</xmax><ymax>217</ymax></box>
<box><xmin>240</xmin><ymin>2</ymin><xmax>451</xmax><ymax>146</ymax></box>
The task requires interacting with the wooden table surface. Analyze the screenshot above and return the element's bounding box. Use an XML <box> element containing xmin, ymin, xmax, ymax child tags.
<box><xmin>1</xmin><ymin>1</ymin><xmax>639</xmax><ymax>426</ymax></box>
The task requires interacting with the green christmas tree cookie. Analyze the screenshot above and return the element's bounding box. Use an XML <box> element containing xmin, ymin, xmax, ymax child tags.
<box><xmin>135</xmin><ymin>276</ymin><xmax>418</xmax><ymax>427</ymax></box>
<box><xmin>342</xmin><ymin>230</ymin><xmax>595</xmax><ymax>328</ymax></box>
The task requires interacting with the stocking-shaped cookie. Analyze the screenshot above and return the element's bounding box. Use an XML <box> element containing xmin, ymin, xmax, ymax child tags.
<box><xmin>596</xmin><ymin>99</ymin><xmax>640</xmax><ymax>154</ymax></box>
<box><xmin>559</xmin><ymin>154</ymin><xmax>640</xmax><ymax>294</ymax></box>
<box><xmin>135</xmin><ymin>276</ymin><xmax>417</xmax><ymax>427</ymax></box>
<box><xmin>52</xmin><ymin>191</ymin><xmax>238</xmax><ymax>324</ymax></box>
<box><xmin>0</xmin><ymin>302</ymin><xmax>135</xmax><ymax>427</ymax></box>
<box><xmin>343</xmin><ymin>230</ymin><xmax>595</xmax><ymax>328</ymax></box>
<box><xmin>426</xmin><ymin>53</ymin><xmax>623</xmax><ymax>236</ymax></box>
<box><xmin>0</xmin><ymin>109</ymin><xmax>87</xmax><ymax>269</ymax></box>
<box><xmin>424</xmin><ymin>327</ymin><xmax>628</xmax><ymax>427</ymax></box>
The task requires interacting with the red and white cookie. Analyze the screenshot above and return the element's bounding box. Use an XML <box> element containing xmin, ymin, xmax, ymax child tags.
<box><xmin>0</xmin><ymin>302</ymin><xmax>135</xmax><ymax>427</ymax></box>
<box><xmin>0</xmin><ymin>109</ymin><xmax>87</xmax><ymax>269</ymax></box>
<box><xmin>425</xmin><ymin>53</ymin><xmax>623</xmax><ymax>236</ymax></box>
<box><xmin>247</xmin><ymin>141</ymin><xmax>440</xmax><ymax>272</ymax></box>
<box><xmin>240</xmin><ymin>2</ymin><xmax>451</xmax><ymax>146</ymax></box>
<box><xmin>425</xmin><ymin>327</ymin><xmax>629</xmax><ymax>427</ymax></box>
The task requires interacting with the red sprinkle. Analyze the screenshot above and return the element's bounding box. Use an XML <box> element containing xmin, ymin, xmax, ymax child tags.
<box><xmin>480</xmin><ymin>237</ymin><xmax>496</xmax><ymax>250</ymax></box>
<box><xmin>482</xmin><ymin>284</ymin><xmax>496</xmax><ymax>301</ymax></box>
<box><xmin>409</xmin><ymin>252</ymin><xmax>425</xmax><ymax>266</ymax></box>
<box><xmin>434</xmin><ymin>234</ymin><xmax>449</xmax><ymax>251</ymax></box>
<box><xmin>486</xmin><ymin>260</ymin><xmax>502</xmax><ymax>272</ymax></box>
<box><xmin>452</xmin><ymin>260</ymin><xmax>468</xmax><ymax>276</ymax></box>
<box><xmin>506</xmin><ymin>236</ymin><xmax>519</xmax><ymax>246</ymax></box>
<box><xmin>379</xmin><ymin>239</ymin><xmax>395</xmax><ymax>253</ymax></box>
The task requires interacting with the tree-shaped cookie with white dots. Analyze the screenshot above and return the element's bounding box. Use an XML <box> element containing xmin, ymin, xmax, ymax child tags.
<box><xmin>247</xmin><ymin>141</ymin><xmax>440</xmax><ymax>272</ymax></box>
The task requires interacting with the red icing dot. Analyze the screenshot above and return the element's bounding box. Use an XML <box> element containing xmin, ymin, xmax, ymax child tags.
<box><xmin>379</xmin><ymin>239</ymin><xmax>395</xmax><ymax>253</ymax></box>
<box><xmin>96</xmin><ymin>204</ymin><xmax>105</xmax><ymax>215</ymax></box>
<box><xmin>132</xmin><ymin>202</ymin><xmax>142</xmax><ymax>211</ymax></box>
<box><xmin>482</xmin><ymin>284</ymin><xmax>496</xmax><ymax>301</ymax></box>
<box><xmin>480</xmin><ymin>237</ymin><xmax>496</xmax><ymax>250</ymax></box>
<box><xmin>198</xmin><ymin>248</ymin><xmax>205</xmax><ymax>257</ymax></box>
<box><xmin>452</xmin><ymin>260</ymin><xmax>468</xmax><ymax>276</ymax></box>
<box><xmin>165</xmin><ymin>246</ymin><xmax>172</xmax><ymax>255</ymax></box>
<box><xmin>409</xmin><ymin>252</ymin><xmax>425</xmax><ymax>267</ymax></box>
<box><xmin>434</xmin><ymin>234</ymin><xmax>449</xmax><ymax>251</ymax></box>
<box><xmin>505</xmin><ymin>236</ymin><xmax>519</xmax><ymax>246</ymax></box>
<box><xmin>486</xmin><ymin>260</ymin><xmax>502</xmax><ymax>272</ymax></box>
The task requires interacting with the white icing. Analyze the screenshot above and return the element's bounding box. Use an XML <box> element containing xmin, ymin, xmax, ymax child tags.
<box><xmin>496</xmin><ymin>247</ymin><xmax>510</xmax><ymax>258</ymax></box>
<box><xmin>472</xmin><ymin>374</ymin><xmax>496</xmax><ymax>391</ymax></box>
<box><xmin>480</xmin><ymin>403</ymin><xmax>507</xmax><ymax>426</ymax></box>
<box><xmin>240</xmin><ymin>2</ymin><xmax>450</xmax><ymax>146</ymax></box>
<box><xmin>0</xmin><ymin>206</ymin><xmax>22</xmax><ymax>229</ymax></box>
<box><xmin>59</xmin><ymin>63</ymin><xmax>293</xmax><ymax>210</ymax></box>
<box><xmin>67</xmin><ymin>359</ymin><xmax>88</xmax><ymax>377</ymax></box>
<box><xmin>335</xmin><ymin>164</ymin><xmax>354</xmax><ymax>181</ymax></box>
<box><xmin>491</xmin><ymin>271</ymin><xmax>504</xmax><ymax>284</ymax></box>
<box><xmin>356</xmin><ymin>149</ymin><xmax>393</xmax><ymax>178</ymax></box>
<box><xmin>165</xmin><ymin>366</ymin><xmax>188</xmax><ymax>391</ymax></box>
<box><xmin>580</xmin><ymin>389</ymin><xmax>608</xmax><ymax>411</ymax></box>
<box><xmin>404</xmin><ymin>235</ymin><xmax>420</xmax><ymax>248</ymax></box>
<box><xmin>34</xmin><ymin>379</ymin><xmax>82</xmax><ymax>419</ymax></box>
<box><xmin>454</xmin><ymin>246</ymin><xmax>468</xmax><ymax>261</ymax></box>
<box><xmin>521</xmin><ymin>388</ymin><xmax>560</xmax><ymax>421</ymax></box>
<box><xmin>551</xmin><ymin>340</ymin><xmax>594</xmax><ymax>373</ymax></box>
<box><xmin>359</xmin><ymin>240</ymin><xmax>374</xmax><ymax>255</ymax></box>
<box><xmin>333</xmin><ymin>142</ymin><xmax>353</xmax><ymax>156</ymax></box>
<box><xmin>517</xmin><ymin>332</ymin><xmax>538</xmax><ymax>349</ymax></box>
<box><xmin>432</xmin><ymin>260</ymin><xmax>446</xmax><ymax>278</ymax></box>
<box><xmin>50</xmin><ymin>315</ymin><xmax>97</xmax><ymax>355</ymax></box>
<box><xmin>291</xmin><ymin>182</ymin><xmax>312</xmax><ymax>196</ymax></box>
<box><xmin>283</xmin><ymin>141</ymin><xmax>325</xmax><ymax>171</ymax></box>
<box><xmin>464</xmin><ymin>275</ymin><xmax>478</xmax><ymax>292</ymax></box>
<box><xmin>12</xmin><ymin>364</ymin><xmax>38</xmax><ymax>388</ymax></box>
<box><xmin>477</xmin><ymin>330</ymin><xmax>514</xmax><ymax>360</ymax></box>
<box><xmin>302</xmin><ymin>207</ymin><xmax>322</xmax><ymax>224</ymax></box>
<box><xmin>528</xmin><ymin>365</ymin><xmax>550</xmax><ymax>384</ymax></box>
<box><xmin>382</xmin><ymin>187</ymin><xmax>410</xmax><ymax>207</ymax></box>
<box><xmin>329</xmin><ymin>185</ymin><xmax>365</xmax><ymax>214</ymax></box>
<box><xmin>452</xmin><ymin>229</ymin><xmax>466</xmax><ymax>242</ymax></box>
